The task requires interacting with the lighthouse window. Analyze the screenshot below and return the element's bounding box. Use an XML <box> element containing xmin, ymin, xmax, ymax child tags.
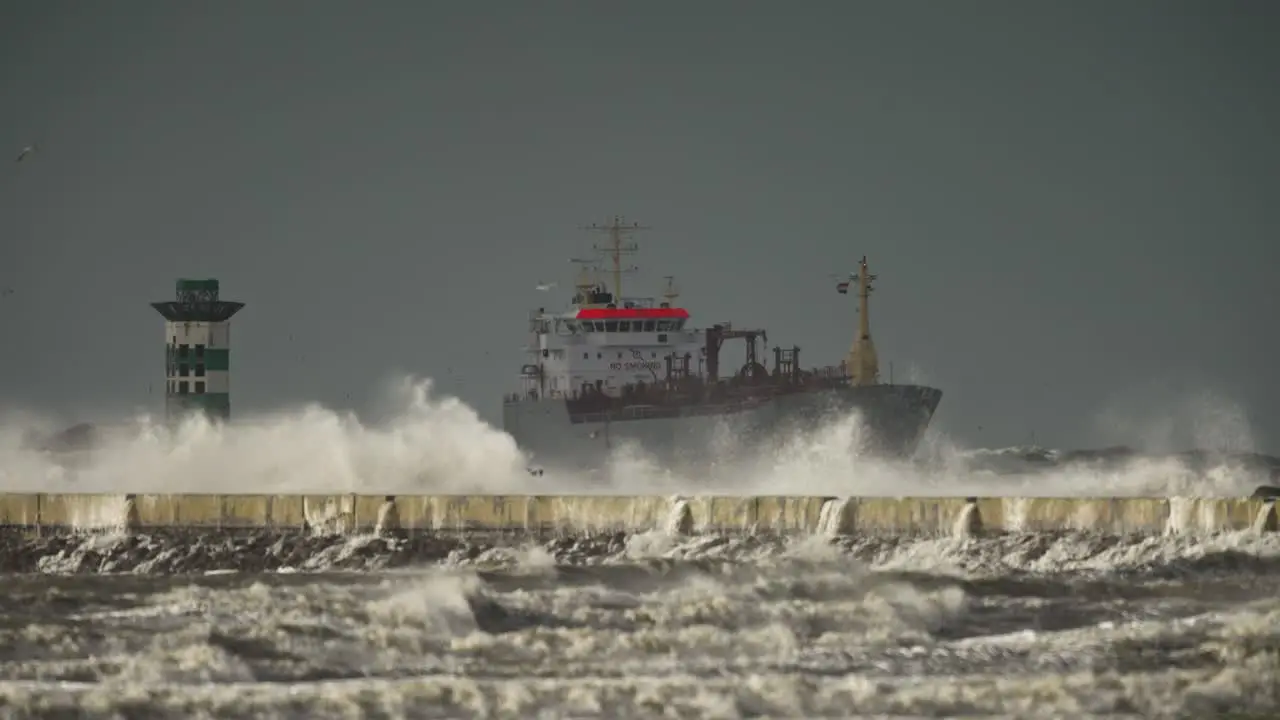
<box><xmin>194</xmin><ymin>381</ymin><xmax>205</xmax><ymax>394</ymax></box>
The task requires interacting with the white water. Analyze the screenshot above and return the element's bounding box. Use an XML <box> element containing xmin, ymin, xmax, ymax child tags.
<box><xmin>2</xmin><ymin>530</ymin><xmax>1279</xmax><ymax>718</ymax></box>
<box><xmin>0</xmin><ymin>376</ymin><xmax>1277</xmax><ymax>718</ymax></box>
<box><xmin>0</xmin><ymin>376</ymin><xmax>1270</xmax><ymax>498</ymax></box>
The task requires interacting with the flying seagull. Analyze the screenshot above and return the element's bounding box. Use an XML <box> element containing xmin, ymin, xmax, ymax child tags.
<box><xmin>15</xmin><ymin>144</ymin><xmax>37</xmax><ymax>163</ymax></box>
<box><xmin>535</xmin><ymin>281</ymin><xmax>557</xmax><ymax>291</ymax></box>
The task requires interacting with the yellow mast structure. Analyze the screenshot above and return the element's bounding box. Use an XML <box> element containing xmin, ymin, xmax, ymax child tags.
<box><xmin>582</xmin><ymin>216</ymin><xmax>649</xmax><ymax>299</ymax></box>
<box><xmin>845</xmin><ymin>256</ymin><xmax>880</xmax><ymax>386</ymax></box>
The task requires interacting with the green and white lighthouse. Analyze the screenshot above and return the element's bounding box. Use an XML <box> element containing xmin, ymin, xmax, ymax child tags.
<box><xmin>150</xmin><ymin>279</ymin><xmax>244</xmax><ymax>422</ymax></box>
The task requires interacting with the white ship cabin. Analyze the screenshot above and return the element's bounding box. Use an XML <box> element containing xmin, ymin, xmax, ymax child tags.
<box><xmin>514</xmin><ymin>286</ymin><xmax>703</xmax><ymax>401</ymax></box>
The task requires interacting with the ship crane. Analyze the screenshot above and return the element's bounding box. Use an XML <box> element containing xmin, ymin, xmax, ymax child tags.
<box><xmin>704</xmin><ymin>324</ymin><xmax>769</xmax><ymax>384</ymax></box>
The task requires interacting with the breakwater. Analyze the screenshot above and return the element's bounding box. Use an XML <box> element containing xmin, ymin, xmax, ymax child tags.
<box><xmin>0</xmin><ymin>493</ymin><xmax>1275</xmax><ymax>537</ymax></box>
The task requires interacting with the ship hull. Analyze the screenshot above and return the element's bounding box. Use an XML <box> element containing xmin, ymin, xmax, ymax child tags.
<box><xmin>503</xmin><ymin>384</ymin><xmax>942</xmax><ymax>475</ymax></box>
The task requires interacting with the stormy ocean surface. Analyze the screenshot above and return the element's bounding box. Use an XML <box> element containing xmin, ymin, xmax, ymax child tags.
<box><xmin>1</xmin><ymin>382</ymin><xmax>1279</xmax><ymax>718</ymax></box>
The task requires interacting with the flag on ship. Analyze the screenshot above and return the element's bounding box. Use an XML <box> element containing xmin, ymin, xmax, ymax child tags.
<box><xmin>836</xmin><ymin>281</ymin><xmax>850</xmax><ymax>294</ymax></box>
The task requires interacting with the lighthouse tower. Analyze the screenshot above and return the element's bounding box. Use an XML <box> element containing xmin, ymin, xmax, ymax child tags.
<box><xmin>150</xmin><ymin>279</ymin><xmax>244</xmax><ymax>422</ymax></box>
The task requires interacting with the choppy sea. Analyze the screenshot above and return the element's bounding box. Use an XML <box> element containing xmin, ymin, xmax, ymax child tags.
<box><xmin>1</xmin><ymin>525</ymin><xmax>1278</xmax><ymax>718</ymax></box>
<box><xmin>3</xmin><ymin>397</ymin><xmax>1279</xmax><ymax>717</ymax></box>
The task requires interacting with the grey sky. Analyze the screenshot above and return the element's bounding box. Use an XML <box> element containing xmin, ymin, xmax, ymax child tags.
<box><xmin>2</xmin><ymin>1</ymin><xmax>1277</xmax><ymax>452</ymax></box>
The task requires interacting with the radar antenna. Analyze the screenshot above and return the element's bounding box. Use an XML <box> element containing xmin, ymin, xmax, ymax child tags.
<box><xmin>568</xmin><ymin>257</ymin><xmax>601</xmax><ymax>304</ymax></box>
<box><xmin>661</xmin><ymin>275</ymin><xmax>680</xmax><ymax>306</ymax></box>
<box><xmin>581</xmin><ymin>215</ymin><xmax>649</xmax><ymax>299</ymax></box>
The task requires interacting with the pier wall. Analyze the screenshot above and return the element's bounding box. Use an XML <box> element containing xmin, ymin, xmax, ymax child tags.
<box><xmin>0</xmin><ymin>494</ymin><xmax>1275</xmax><ymax>537</ymax></box>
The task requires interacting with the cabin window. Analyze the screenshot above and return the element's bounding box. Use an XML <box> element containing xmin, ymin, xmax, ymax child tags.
<box><xmin>195</xmin><ymin>365</ymin><xmax>206</xmax><ymax>377</ymax></box>
<box><xmin>583</xmin><ymin>352</ymin><xmax>589</xmax><ymax>359</ymax></box>
<box><xmin>195</xmin><ymin>381</ymin><xmax>205</xmax><ymax>394</ymax></box>
<box><xmin>656</xmin><ymin>321</ymin><xmax>671</xmax><ymax>332</ymax></box>
<box><xmin>658</xmin><ymin>334</ymin><xmax>668</xmax><ymax>343</ymax></box>
<box><xmin>617</xmin><ymin>352</ymin><xmax>623</xmax><ymax>359</ymax></box>
<box><xmin>597</xmin><ymin>352</ymin><xmax>602</xmax><ymax>359</ymax></box>
<box><xmin>565</xmin><ymin>321</ymin><xmax>578</xmax><ymax>333</ymax></box>
<box><xmin>618</xmin><ymin>321</ymin><xmax>631</xmax><ymax>332</ymax></box>
<box><xmin>594</xmin><ymin>322</ymin><xmax>604</xmax><ymax>331</ymax></box>
<box><xmin>651</xmin><ymin>352</ymin><xmax>657</xmax><ymax>358</ymax></box>
<box><xmin>644</xmin><ymin>320</ymin><xmax>655</xmax><ymax>332</ymax></box>
<box><xmin>605</xmin><ymin>321</ymin><xmax>618</xmax><ymax>332</ymax></box>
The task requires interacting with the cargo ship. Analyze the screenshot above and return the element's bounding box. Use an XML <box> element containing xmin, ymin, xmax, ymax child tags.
<box><xmin>503</xmin><ymin>217</ymin><xmax>943</xmax><ymax>474</ymax></box>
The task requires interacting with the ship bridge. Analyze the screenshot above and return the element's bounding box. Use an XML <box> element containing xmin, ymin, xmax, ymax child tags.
<box><xmin>513</xmin><ymin>298</ymin><xmax>701</xmax><ymax>403</ymax></box>
<box><xmin>571</xmin><ymin>306</ymin><xmax>689</xmax><ymax>334</ymax></box>
<box><xmin>508</xmin><ymin>215</ymin><xmax>715</xmax><ymax>403</ymax></box>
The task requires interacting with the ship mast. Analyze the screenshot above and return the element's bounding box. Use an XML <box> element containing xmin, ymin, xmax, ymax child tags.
<box><xmin>582</xmin><ymin>216</ymin><xmax>648</xmax><ymax>299</ymax></box>
<box><xmin>845</xmin><ymin>256</ymin><xmax>880</xmax><ymax>386</ymax></box>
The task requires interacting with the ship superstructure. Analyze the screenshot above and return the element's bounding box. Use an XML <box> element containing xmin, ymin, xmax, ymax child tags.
<box><xmin>503</xmin><ymin>217</ymin><xmax>942</xmax><ymax>473</ymax></box>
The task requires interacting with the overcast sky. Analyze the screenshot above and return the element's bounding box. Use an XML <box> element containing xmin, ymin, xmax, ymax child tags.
<box><xmin>2</xmin><ymin>0</ymin><xmax>1277</xmax><ymax>452</ymax></box>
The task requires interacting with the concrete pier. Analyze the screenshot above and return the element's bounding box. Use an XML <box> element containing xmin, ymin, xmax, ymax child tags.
<box><xmin>0</xmin><ymin>493</ymin><xmax>1275</xmax><ymax>537</ymax></box>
